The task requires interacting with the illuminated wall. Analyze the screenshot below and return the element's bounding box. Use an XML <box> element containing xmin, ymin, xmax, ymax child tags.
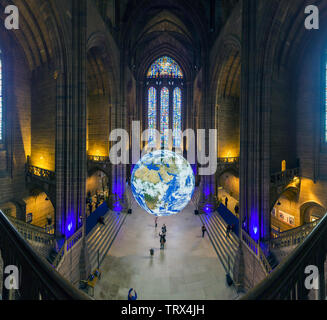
<box><xmin>272</xmin><ymin>178</ymin><xmax>327</xmax><ymax>231</ymax></box>
<box><xmin>217</xmin><ymin>97</ymin><xmax>240</xmax><ymax>158</ymax></box>
<box><xmin>0</xmin><ymin>202</ymin><xmax>17</xmax><ymax>218</ymax></box>
<box><xmin>86</xmin><ymin>171</ymin><xmax>108</xmax><ymax>196</ymax></box>
<box><xmin>219</xmin><ymin>172</ymin><xmax>240</xmax><ymax>200</ymax></box>
<box><xmin>30</xmin><ymin>65</ymin><xmax>56</xmax><ymax>171</ymax></box>
<box><xmin>87</xmin><ymin>93</ymin><xmax>110</xmax><ymax>157</ymax></box>
<box><xmin>23</xmin><ymin>191</ymin><xmax>54</xmax><ymax>228</ymax></box>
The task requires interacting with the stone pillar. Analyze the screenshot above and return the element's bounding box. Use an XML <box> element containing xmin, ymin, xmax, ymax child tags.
<box><xmin>198</xmin><ymin>92</ymin><xmax>217</xmax><ymax>212</ymax></box>
<box><xmin>55</xmin><ymin>0</ymin><xmax>90</xmax><ymax>280</ymax></box>
<box><xmin>240</xmin><ymin>0</ymin><xmax>270</xmax><ymax>246</ymax></box>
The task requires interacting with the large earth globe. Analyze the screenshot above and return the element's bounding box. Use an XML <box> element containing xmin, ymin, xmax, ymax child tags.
<box><xmin>131</xmin><ymin>150</ymin><xmax>195</xmax><ymax>216</ymax></box>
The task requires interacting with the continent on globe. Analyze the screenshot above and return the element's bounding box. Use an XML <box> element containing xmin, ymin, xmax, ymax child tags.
<box><xmin>131</xmin><ymin>150</ymin><xmax>195</xmax><ymax>217</ymax></box>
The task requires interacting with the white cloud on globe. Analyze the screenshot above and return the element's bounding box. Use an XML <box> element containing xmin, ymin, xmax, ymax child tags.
<box><xmin>131</xmin><ymin>150</ymin><xmax>195</xmax><ymax>217</ymax></box>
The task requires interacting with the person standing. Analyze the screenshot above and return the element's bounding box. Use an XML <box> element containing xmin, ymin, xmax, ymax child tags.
<box><xmin>202</xmin><ymin>224</ymin><xmax>207</xmax><ymax>238</ymax></box>
<box><xmin>225</xmin><ymin>197</ymin><xmax>229</xmax><ymax>208</ymax></box>
<box><xmin>159</xmin><ymin>233</ymin><xmax>166</xmax><ymax>249</ymax></box>
<box><xmin>155</xmin><ymin>217</ymin><xmax>158</xmax><ymax>228</ymax></box>
<box><xmin>162</xmin><ymin>224</ymin><xmax>167</xmax><ymax>234</ymax></box>
<box><xmin>128</xmin><ymin>288</ymin><xmax>137</xmax><ymax>300</ymax></box>
<box><xmin>234</xmin><ymin>204</ymin><xmax>239</xmax><ymax>216</ymax></box>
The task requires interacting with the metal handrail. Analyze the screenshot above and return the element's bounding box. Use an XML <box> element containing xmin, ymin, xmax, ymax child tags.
<box><xmin>242</xmin><ymin>212</ymin><xmax>327</xmax><ymax>300</ymax></box>
<box><xmin>0</xmin><ymin>210</ymin><xmax>90</xmax><ymax>300</ymax></box>
<box><xmin>270</xmin><ymin>220</ymin><xmax>319</xmax><ymax>249</ymax></box>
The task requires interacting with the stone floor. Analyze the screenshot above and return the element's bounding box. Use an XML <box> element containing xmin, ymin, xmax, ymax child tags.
<box><xmin>94</xmin><ymin>199</ymin><xmax>239</xmax><ymax>300</ymax></box>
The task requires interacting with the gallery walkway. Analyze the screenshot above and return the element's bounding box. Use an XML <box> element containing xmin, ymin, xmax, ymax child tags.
<box><xmin>94</xmin><ymin>198</ymin><xmax>239</xmax><ymax>300</ymax></box>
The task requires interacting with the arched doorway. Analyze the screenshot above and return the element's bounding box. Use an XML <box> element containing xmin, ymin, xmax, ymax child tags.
<box><xmin>86</xmin><ymin>170</ymin><xmax>109</xmax><ymax>216</ymax></box>
<box><xmin>23</xmin><ymin>189</ymin><xmax>55</xmax><ymax>233</ymax></box>
<box><xmin>300</xmin><ymin>202</ymin><xmax>326</xmax><ymax>225</ymax></box>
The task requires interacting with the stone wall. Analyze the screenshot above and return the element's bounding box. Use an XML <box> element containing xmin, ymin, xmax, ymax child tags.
<box><xmin>0</xmin><ymin>35</ymin><xmax>31</xmax><ymax>207</ymax></box>
<box><xmin>30</xmin><ymin>64</ymin><xmax>56</xmax><ymax>172</ymax></box>
<box><xmin>240</xmin><ymin>242</ymin><xmax>267</xmax><ymax>291</ymax></box>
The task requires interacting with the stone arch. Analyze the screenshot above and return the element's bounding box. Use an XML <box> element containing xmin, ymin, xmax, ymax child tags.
<box><xmin>210</xmin><ymin>36</ymin><xmax>241</xmax><ymax>160</ymax></box>
<box><xmin>86</xmin><ymin>32</ymin><xmax>120</xmax><ymax>158</ymax></box>
<box><xmin>270</xmin><ymin>184</ymin><xmax>300</xmax><ymax>213</ymax></box>
<box><xmin>23</xmin><ymin>188</ymin><xmax>55</xmax><ymax>229</ymax></box>
<box><xmin>300</xmin><ymin>201</ymin><xmax>326</xmax><ymax>225</ymax></box>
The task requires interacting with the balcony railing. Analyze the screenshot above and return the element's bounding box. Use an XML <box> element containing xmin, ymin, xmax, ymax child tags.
<box><xmin>270</xmin><ymin>220</ymin><xmax>319</xmax><ymax>249</ymax></box>
<box><xmin>0</xmin><ymin>210</ymin><xmax>90</xmax><ymax>300</ymax></box>
<box><xmin>26</xmin><ymin>165</ymin><xmax>55</xmax><ymax>182</ymax></box>
<box><xmin>87</xmin><ymin>155</ymin><xmax>110</xmax><ymax>163</ymax></box>
<box><xmin>217</xmin><ymin>157</ymin><xmax>240</xmax><ymax>164</ymax></box>
<box><xmin>242</xmin><ymin>213</ymin><xmax>327</xmax><ymax>300</ymax></box>
<box><xmin>270</xmin><ymin>168</ymin><xmax>300</xmax><ymax>187</ymax></box>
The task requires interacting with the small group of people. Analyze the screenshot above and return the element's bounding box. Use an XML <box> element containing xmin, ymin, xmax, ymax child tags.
<box><xmin>86</xmin><ymin>191</ymin><xmax>105</xmax><ymax>215</ymax></box>
<box><xmin>159</xmin><ymin>223</ymin><xmax>167</xmax><ymax>250</ymax></box>
<box><xmin>154</xmin><ymin>217</ymin><xmax>167</xmax><ymax>250</ymax></box>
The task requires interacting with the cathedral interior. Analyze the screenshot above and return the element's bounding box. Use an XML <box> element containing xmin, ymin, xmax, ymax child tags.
<box><xmin>0</xmin><ymin>0</ymin><xmax>327</xmax><ymax>302</ymax></box>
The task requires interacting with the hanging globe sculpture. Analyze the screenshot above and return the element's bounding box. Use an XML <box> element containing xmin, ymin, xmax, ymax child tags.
<box><xmin>131</xmin><ymin>150</ymin><xmax>195</xmax><ymax>217</ymax></box>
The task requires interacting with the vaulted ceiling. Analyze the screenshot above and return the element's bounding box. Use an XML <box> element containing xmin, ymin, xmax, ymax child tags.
<box><xmin>0</xmin><ymin>0</ymin><xmax>66</xmax><ymax>70</ymax></box>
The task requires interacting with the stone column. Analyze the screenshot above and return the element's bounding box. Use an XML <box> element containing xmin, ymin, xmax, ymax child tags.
<box><xmin>55</xmin><ymin>0</ymin><xmax>90</xmax><ymax>280</ymax></box>
<box><xmin>240</xmin><ymin>0</ymin><xmax>270</xmax><ymax>246</ymax></box>
<box><xmin>198</xmin><ymin>68</ymin><xmax>217</xmax><ymax>213</ymax></box>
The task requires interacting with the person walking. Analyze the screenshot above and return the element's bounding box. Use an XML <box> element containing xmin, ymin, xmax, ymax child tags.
<box><xmin>225</xmin><ymin>197</ymin><xmax>229</xmax><ymax>208</ymax></box>
<box><xmin>202</xmin><ymin>224</ymin><xmax>207</xmax><ymax>238</ymax></box>
<box><xmin>155</xmin><ymin>217</ymin><xmax>158</xmax><ymax>228</ymax></box>
<box><xmin>162</xmin><ymin>224</ymin><xmax>167</xmax><ymax>235</ymax></box>
<box><xmin>159</xmin><ymin>233</ymin><xmax>166</xmax><ymax>249</ymax></box>
<box><xmin>234</xmin><ymin>204</ymin><xmax>239</xmax><ymax>216</ymax></box>
<box><xmin>128</xmin><ymin>288</ymin><xmax>137</xmax><ymax>300</ymax></box>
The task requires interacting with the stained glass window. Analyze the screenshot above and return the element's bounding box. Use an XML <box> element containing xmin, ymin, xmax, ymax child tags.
<box><xmin>147</xmin><ymin>56</ymin><xmax>183</xmax><ymax>79</ymax></box>
<box><xmin>148</xmin><ymin>87</ymin><xmax>157</xmax><ymax>147</ymax></box>
<box><xmin>160</xmin><ymin>87</ymin><xmax>169</xmax><ymax>147</ymax></box>
<box><xmin>173</xmin><ymin>87</ymin><xmax>182</xmax><ymax>147</ymax></box>
<box><xmin>0</xmin><ymin>57</ymin><xmax>3</xmax><ymax>141</ymax></box>
<box><xmin>146</xmin><ymin>56</ymin><xmax>183</xmax><ymax>150</ymax></box>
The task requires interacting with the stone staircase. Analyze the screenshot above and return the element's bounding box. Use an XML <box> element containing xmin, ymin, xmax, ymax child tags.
<box><xmin>6</xmin><ymin>215</ymin><xmax>55</xmax><ymax>260</ymax></box>
<box><xmin>86</xmin><ymin>210</ymin><xmax>127</xmax><ymax>270</ymax></box>
<box><xmin>200</xmin><ymin>211</ymin><xmax>239</xmax><ymax>275</ymax></box>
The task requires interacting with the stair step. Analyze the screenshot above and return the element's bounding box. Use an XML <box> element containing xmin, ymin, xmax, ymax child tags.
<box><xmin>199</xmin><ymin>212</ymin><xmax>239</xmax><ymax>275</ymax></box>
<box><xmin>87</xmin><ymin>211</ymin><xmax>127</xmax><ymax>270</ymax></box>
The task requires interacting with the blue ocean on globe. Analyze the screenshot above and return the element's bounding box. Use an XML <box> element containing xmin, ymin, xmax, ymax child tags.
<box><xmin>131</xmin><ymin>150</ymin><xmax>195</xmax><ymax>217</ymax></box>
